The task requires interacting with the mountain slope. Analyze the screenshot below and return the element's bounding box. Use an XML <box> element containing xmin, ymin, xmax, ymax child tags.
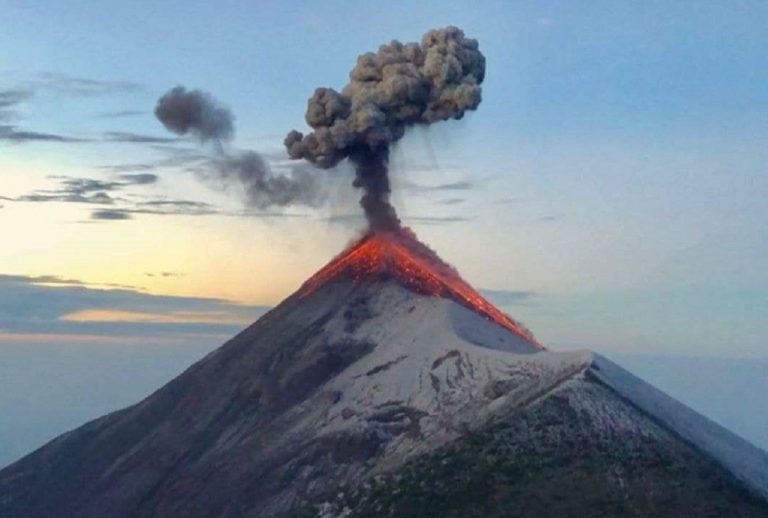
<box><xmin>1</xmin><ymin>231</ymin><xmax>767</xmax><ymax>517</ymax></box>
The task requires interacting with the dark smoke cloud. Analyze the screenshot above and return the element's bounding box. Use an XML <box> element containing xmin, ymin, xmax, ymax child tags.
<box><xmin>155</xmin><ymin>86</ymin><xmax>321</xmax><ymax>209</ymax></box>
<box><xmin>155</xmin><ymin>86</ymin><xmax>233</xmax><ymax>143</ymax></box>
<box><xmin>285</xmin><ymin>26</ymin><xmax>485</xmax><ymax>230</ymax></box>
<box><xmin>212</xmin><ymin>151</ymin><xmax>320</xmax><ymax>209</ymax></box>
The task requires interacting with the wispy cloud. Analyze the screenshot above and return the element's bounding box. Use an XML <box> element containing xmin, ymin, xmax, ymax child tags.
<box><xmin>4</xmin><ymin>174</ymin><xmax>158</xmax><ymax>205</ymax></box>
<box><xmin>103</xmin><ymin>131</ymin><xmax>178</xmax><ymax>144</ymax></box>
<box><xmin>98</xmin><ymin>163</ymin><xmax>156</xmax><ymax>173</ymax></box>
<box><xmin>0</xmin><ymin>73</ymin><xmax>143</xmax><ymax>145</ymax></box>
<box><xmin>0</xmin><ymin>125</ymin><xmax>87</xmax><ymax>143</ymax></box>
<box><xmin>0</xmin><ymin>274</ymin><xmax>268</xmax><ymax>337</ymax></box>
<box><xmin>0</xmin><ymin>274</ymin><xmax>136</xmax><ymax>289</ymax></box>
<box><xmin>436</xmin><ymin>198</ymin><xmax>466</xmax><ymax>206</ymax></box>
<box><xmin>0</xmin><ymin>89</ymin><xmax>33</xmax><ymax>121</ymax></box>
<box><xmin>116</xmin><ymin>173</ymin><xmax>157</xmax><ymax>185</ymax></box>
<box><xmin>404</xmin><ymin>180</ymin><xmax>475</xmax><ymax>193</ymax></box>
<box><xmin>96</xmin><ymin>109</ymin><xmax>145</xmax><ymax>118</ymax></box>
<box><xmin>89</xmin><ymin>199</ymin><xmax>218</xmax><ymax>220</ymax></box>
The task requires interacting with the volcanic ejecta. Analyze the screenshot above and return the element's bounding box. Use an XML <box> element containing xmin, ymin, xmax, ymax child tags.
<box><xmin>155</xmin><ymin>86</ymin><xmax>320</xmax><ymax>209</ymax></box>
<box><xmin>154</xmin><ymin>27</ymin><xmax>485</xmax><ymax>227</ymax></box>
<box><xmin>285</xmin><ymin>26</ymin><xmax>486</xmax><ymax>231</ymax></box>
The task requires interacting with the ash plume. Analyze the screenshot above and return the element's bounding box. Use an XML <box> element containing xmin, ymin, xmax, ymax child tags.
<box><xmin>285</xmin><ymin>26</ymin><xmax>485</xmax><ymax>231</ymax></box>
<box><xmin>155</xmin><ymin>86</ymin><xmax>320</xmax><ymax>209</ymax></box>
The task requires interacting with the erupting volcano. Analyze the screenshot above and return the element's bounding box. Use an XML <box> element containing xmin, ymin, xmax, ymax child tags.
<box><xmin>4</xmin><ymin>24</ymin><xmax>768</xmax><ymax>518</ymax></box>
<box><xmin>300</xmin><ymin>227</ymin><xmax>542</xmax><ymax>348</ymax></box>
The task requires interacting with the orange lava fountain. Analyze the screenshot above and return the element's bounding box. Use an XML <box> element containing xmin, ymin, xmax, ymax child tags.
<box><xmin>299</xmin><ymin>228</ymin><xmax>544</xmax><ymax>349</ymax></box>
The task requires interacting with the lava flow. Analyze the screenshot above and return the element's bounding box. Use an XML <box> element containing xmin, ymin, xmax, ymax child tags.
<box><xmin>299</xmin><ymin>228</ymin><xmax>544</xmax><ymax>349</ymax></box>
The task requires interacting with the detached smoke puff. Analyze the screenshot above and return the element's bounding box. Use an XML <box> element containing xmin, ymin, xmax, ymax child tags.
<box><xmin>155</xmin><ymin>86</ymin><xmax>234</xmax><ymax>143</ymax></box>
<box><xmin>285</xmin><ymin>26</ymin><xmax>485</xmax><ymax>230</ymax></box>
<box><xmin>155</xmin><ymin>86</ymin><xmax>320</xmax><ymax>209</ymax></box>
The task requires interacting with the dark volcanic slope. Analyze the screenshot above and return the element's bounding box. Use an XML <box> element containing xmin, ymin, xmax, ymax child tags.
<box><xmin>0</xmin><ymin>279</ymin><xmax>372</xmax><ymax>518</ymax></box>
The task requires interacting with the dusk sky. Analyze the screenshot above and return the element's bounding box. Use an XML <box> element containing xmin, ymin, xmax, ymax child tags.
<box><xmin>1</xmin><ymin>1</ymin><xmax>767</xmax><ymax>464</ymax></box>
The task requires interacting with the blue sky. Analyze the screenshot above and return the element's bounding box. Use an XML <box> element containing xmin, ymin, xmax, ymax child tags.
<box><xmin>1</xmin><ymin>0</ymin><xmax>767</xmax><ymax>465</ymax></box>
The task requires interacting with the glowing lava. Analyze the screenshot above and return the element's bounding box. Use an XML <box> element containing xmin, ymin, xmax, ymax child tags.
<box><xmin>299</xmin><ymin>228</ymin><xmax>544</xmax><ymax>349</ymax></box>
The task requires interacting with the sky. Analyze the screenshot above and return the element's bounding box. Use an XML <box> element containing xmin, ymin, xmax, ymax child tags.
<box><xmin>1</xmin><ymin>0</ymin><xmax>767</xmax><ymax>464</ymax></box>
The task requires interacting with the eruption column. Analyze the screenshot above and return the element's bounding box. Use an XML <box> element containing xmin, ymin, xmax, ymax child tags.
<box><xmin>286</xmin><ymin>26</ymin><xmax>486</xmax><ymax>231</ymax></box>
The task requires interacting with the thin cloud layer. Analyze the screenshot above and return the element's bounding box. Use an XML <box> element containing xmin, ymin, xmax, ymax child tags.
<box><xmin>5</xmin><ymin>174</ymin><xmax>158</xmax><ymax>205</ymax></box>
<box><xmin>31</xmin><ymin>72</ymin><xmax>142</xmax><ymax>97</ymax></box>
<box><xmin>0</xmin><ymin>73</ymin><xmax>143</xmax><ymax>145</ymax></box>
<box><xmin>403</xmin><ymin>180</ymin><xmax>475</xmax><ymax>193</ymax></box>
<box><xmin>0</xmin><ymin>89</ymin><xmax>33</xmax><ymax>120</ymax></box>
<box><xmin>0</xmin><ymin>125</ymin><xmax>87</xmax><ymax>143</ymax></box>
<box><xmin>97</xmin><ymin>110</ymin><xmax>145</xmax><ymax>118</ymax></box>
<box><xmin>0</xmin><ymin>274</ymin><xmax>268</xmax><ymax>337</ymax></box>
<box><xmin>103</xmin><ymin>131</ymin><xmax>178</xmax><ymax>144</ymax></box>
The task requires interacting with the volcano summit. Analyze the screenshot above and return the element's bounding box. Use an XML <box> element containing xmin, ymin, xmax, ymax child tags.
<box><xmin>1</xmin><ymin>228</ymin><xmax>767</xmax><ymax>517</ymax></box>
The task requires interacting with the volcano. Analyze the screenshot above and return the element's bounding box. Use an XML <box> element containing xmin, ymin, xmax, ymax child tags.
<box><xmin>1</xmin><ymin>228</ymin><xmax>767</xmax><ymax>517</ymax></box>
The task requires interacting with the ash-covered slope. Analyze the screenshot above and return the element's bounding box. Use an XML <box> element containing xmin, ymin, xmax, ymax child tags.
<box><xmin>1</xmin><ymin>231</ymin><xmax>767</xmax><ymax>518</ymax></box>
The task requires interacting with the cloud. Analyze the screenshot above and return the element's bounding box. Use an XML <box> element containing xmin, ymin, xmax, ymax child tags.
<box><xmin>480</xmin><ymin>289</ymin><xmax>537</xmax><ymax>306</ymax></box>
<box><xmin>0</xmin><ymin>75</ymin><xmax>144</xmax><ymax>144</ymax></box>
<box><xmin>0</xmin><ymin>89</ymin><xmax>33</xmax><ymax>120</ymax></box>
<box><xmin>103</xmin><ymin>131</ymin><xmax>178</xmax><ymax>144</ymax></box>
<box><xmin>18</xmin><ymin>192</ymin><xmax>116</xmax><ymax>204</ymax></box>
<box><xmin>0</xmin><ymin>274</ymin><xmax>135</xmax><ymax>289</ymax></box>
<box><xmin>133</xmin><ymin>199</ymin><xmax>218</xmax><ymax>215</ymax></box>
<box><xmin>91</xmin><ymin>209</ymin><xmax>132</xmax><ymax>220</ymax></box>
<box><xmin>97</xmin><ymin>110</ymin><xmax>145</xmax><ymax>118</ymax></box>
<box><xmin>116</xmin><ymin>173</ymin><xmax>158</xmax><ymax>185</ymax></box>
<box><xmin>31</xmin><ymin>72</ymin><xmax>142</xmax><ymax>97</ymax></box>
<box><xmin>99</xmin><ymin>163</ymin><xmax>156</xmax><ymax>173</ymax></box>
<box><xmin>88</xmin><ymin>199</ymin><xmax>219</xmax><ymax>220</ymax></box>
<box><xmin>0</xmin><ymin>274</ymin><xmax>268</xmax><ymax>337</ymax></box>
<box><xmin>436</xmin><ymin>198</ymin><xmax>466</xmax><ymax>206</ymax></box>
<box><xmin>145</xmin><ymin>272</ymin><xmax>184</xmax><ymax>278</ymax></box>
<box><xmin>0</xmin><ymin>125</ymin><xmax>87</xmax><ymax>143</ymax></box>
<box><xmin>0</xmin><ymin>89</ymin><xmax>32</xmax><ymax>108</ymax></box>
<box><xmin>403</xmin><ymin>180</ymin><xmax>475</xmax><ymax>193</ymax></box>
<box><xmin>6</xmin><ymin>174</ymin><xmax>158</xmax><ymax>206</ymax></box>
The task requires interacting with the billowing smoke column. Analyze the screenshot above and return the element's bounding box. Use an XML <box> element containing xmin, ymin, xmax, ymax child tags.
<box><xmin>155</xmin><ymin>86</ymin><xmax>319</xmax><ymax>209</ymax></box>
<box><xmin>285</xmin><ymin>26</ymin><xmax>485</xmax><ymax>231</ymax></box>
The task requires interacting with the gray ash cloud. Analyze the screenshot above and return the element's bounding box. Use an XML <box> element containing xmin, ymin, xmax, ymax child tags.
<box><xmin>155</xmin><ymin>86</ymin><xmax>321</xmax><ymax>209</ymax></box>
<box><xmin>285</xmin><ymin>26</ymin><xmax>485</xmax><ymax>231</ymax></box>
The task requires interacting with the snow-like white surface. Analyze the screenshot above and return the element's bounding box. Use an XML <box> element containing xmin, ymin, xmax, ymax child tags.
<box><xmin>286</xmin><ymin>283</ymin><xmax>592</xmax><ymax>463</ymax></box>
<box><xmin>592</xmin><ymin>354</ymin><xmax>768</xmax><ymax>500</ymax></box>
<box><xmin>277</xmin><ymin>281</ymin><xmax>768</xmax><ymax>498</ymax></box>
